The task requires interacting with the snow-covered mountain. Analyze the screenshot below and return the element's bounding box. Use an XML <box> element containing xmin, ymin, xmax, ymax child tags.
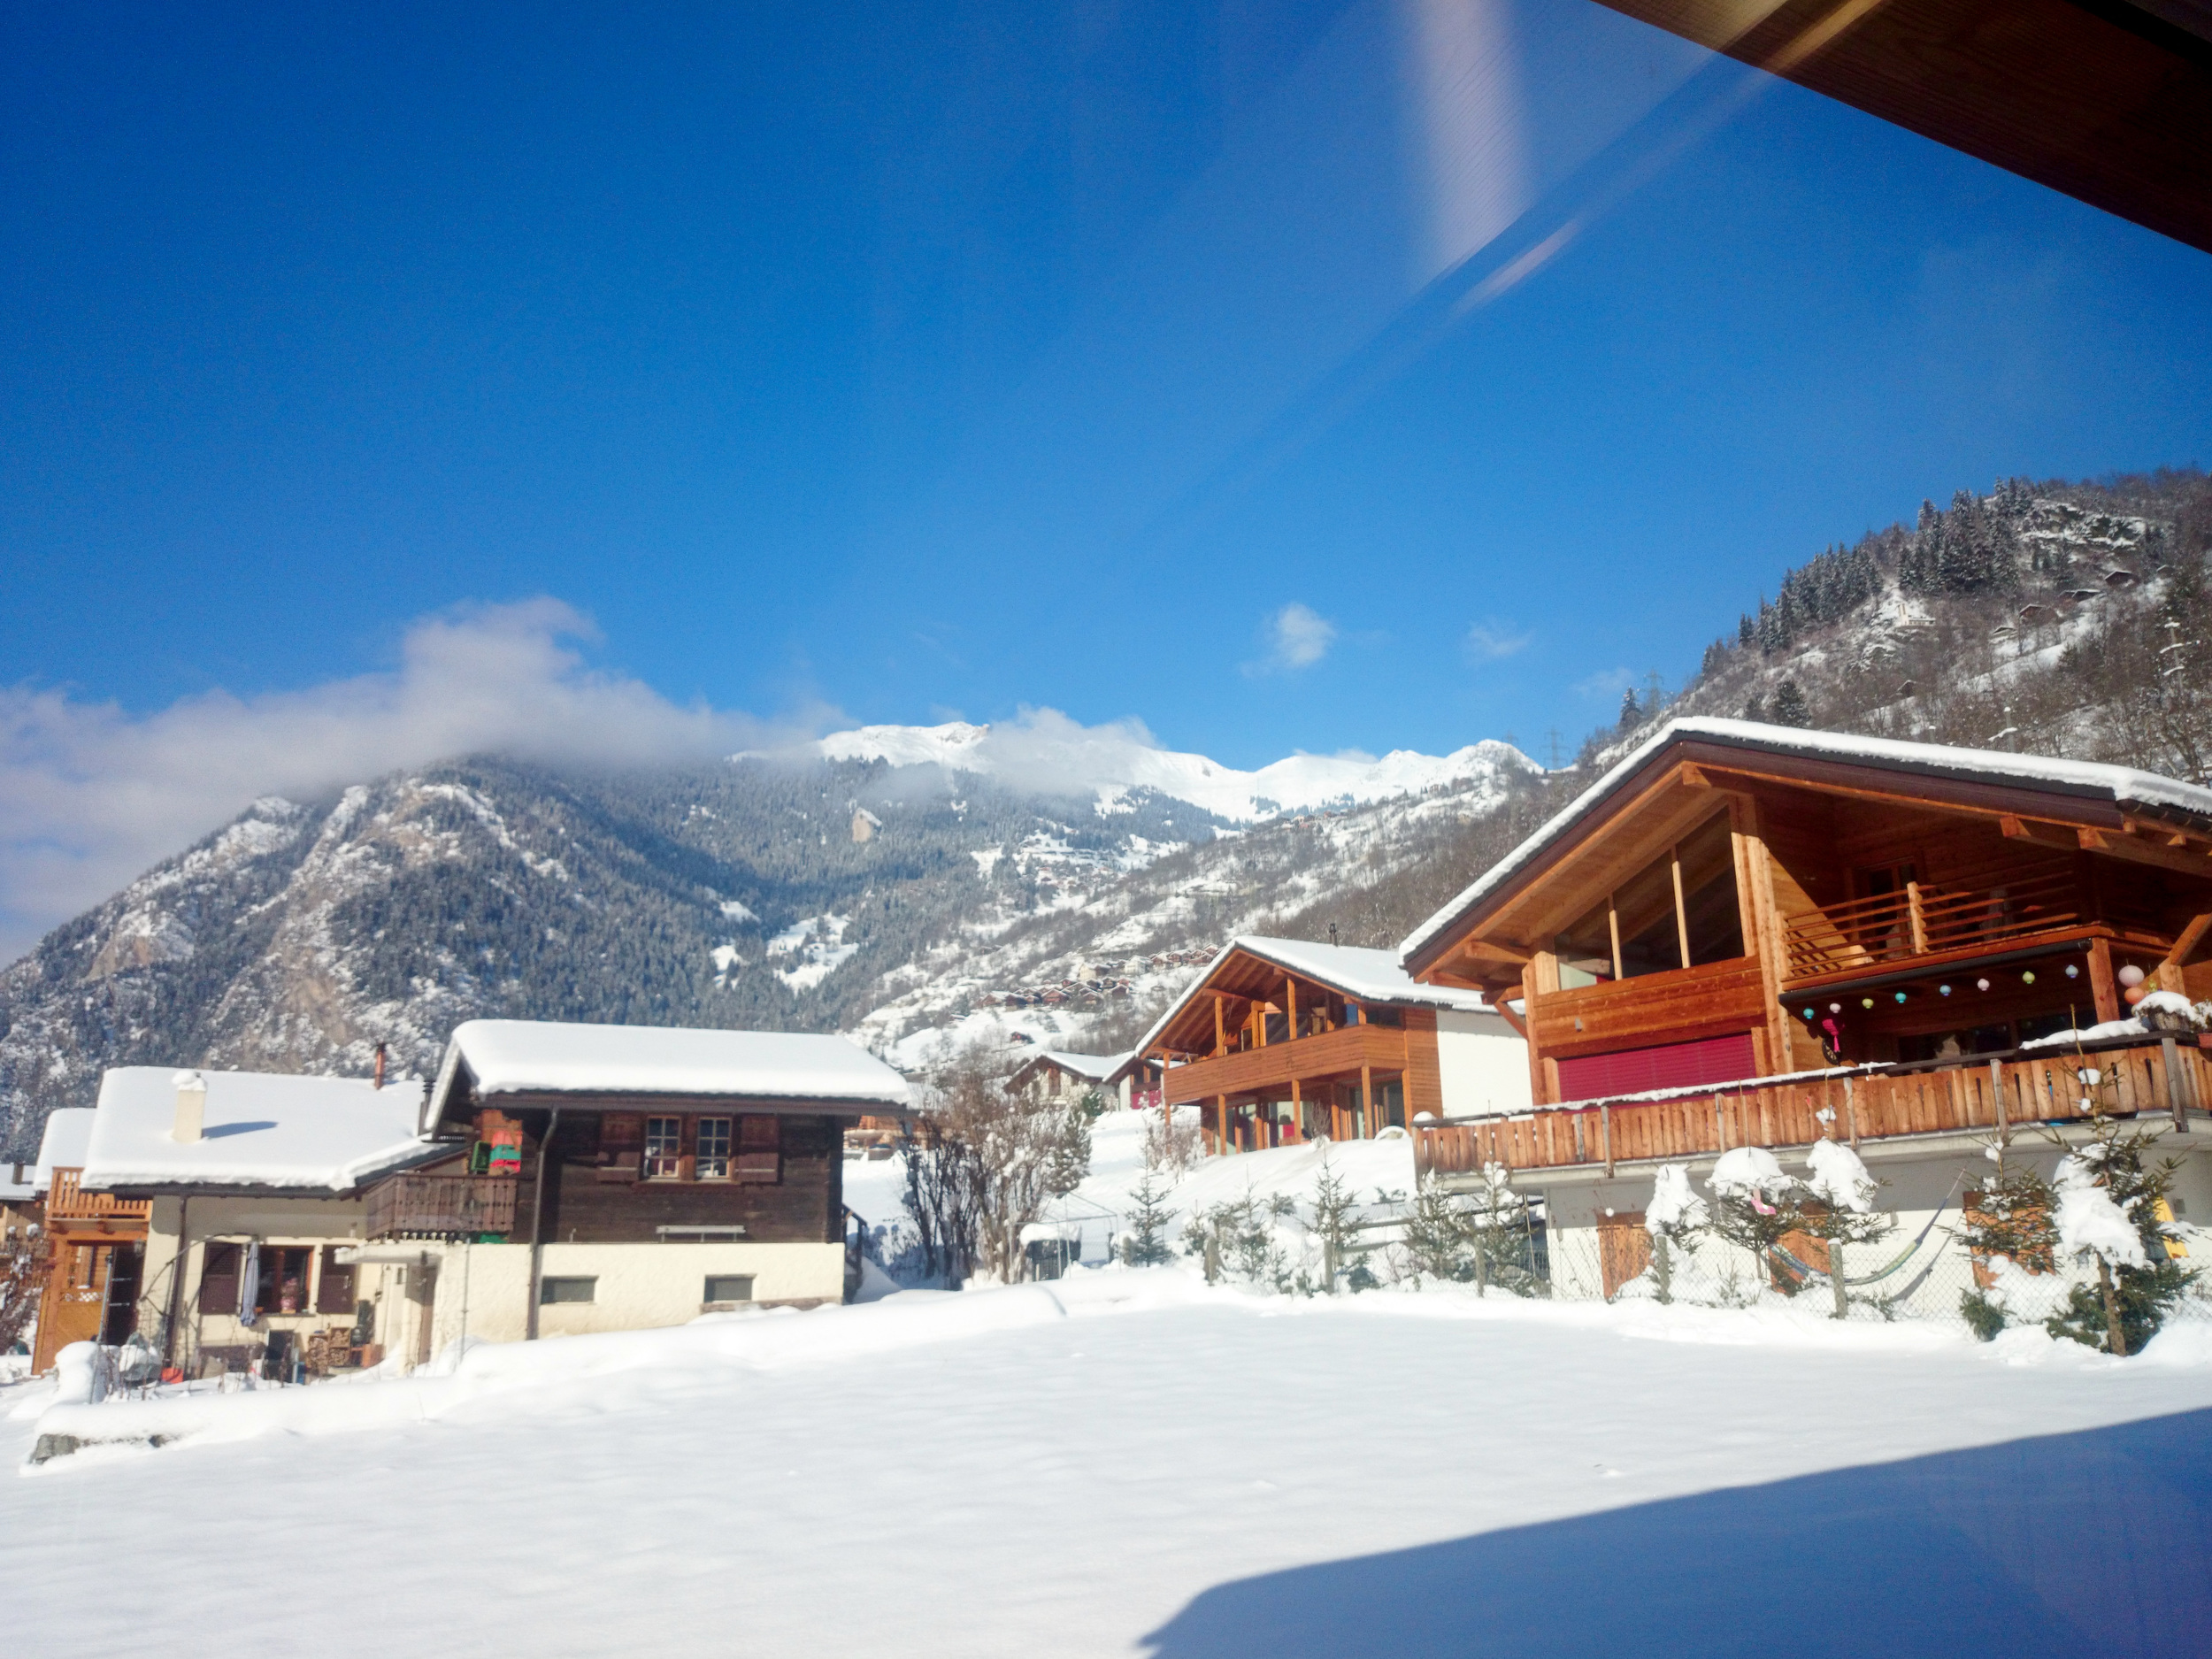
<box><xmin>810</xmin><ymin>720</ymin><xmax>1523</xmax><ymax>823</ymax></box>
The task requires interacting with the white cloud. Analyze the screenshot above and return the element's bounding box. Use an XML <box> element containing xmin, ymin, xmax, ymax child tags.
<box><xmin>1463</xmin><ymin>620</ymin><xmax>1532</xmax><ymax>661</ymax></box>
<box><xmin>0</xmin><ymin>599</ymin><xmax>820</xmax><ymax>963</ymax></box>
<box><xmin>1571</xmin><ymin>667</ymin><xmax>1636</xmax><ymax>700</ymax></box>
<box><xmin>1250</xmin><ymin>603</ymin><xmax>1337</xmax><ymax>674</ymax></box>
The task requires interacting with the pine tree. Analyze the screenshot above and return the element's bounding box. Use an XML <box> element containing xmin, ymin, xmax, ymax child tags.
<box><xmin>1770</xmin><ymin>680</ymin><xmax>1811</xmax><ymax>727</ymax></box>
<box><xmin>1308</xmin><ymin>1156</ymin><xmax>1356</xmax><ymax>1292</ymax></box>
<box><xmin>1118</xmin><ymin>1171</ymin><xmax>1175</xmax><ymax>1268</ymax></box>
<box><xmin>2044</xmin><ymin>1118</ymin><xmax>2197</xmax><ymax>1355</ymax></box>
<box><xmin>1618</xmin><ymin>687</ymin><xmax>1642</xmax><ymax>730</ymax></box>
<box><xmin>1954</xmin><ymin>1153</ymin><xmax>2057</xmax><ymax>1340</ymax></box>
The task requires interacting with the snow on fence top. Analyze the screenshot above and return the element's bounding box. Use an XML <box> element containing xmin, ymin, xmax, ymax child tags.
<box><xmin>431</xmin><ymin>1019</ymin><xmax>914</xmax><ymax>1123</ymax></box>
<box><xmin>1400</xmin><ymin>717</ymin><xmax>2212</xmax><ymax>965</ymax></box>
<box><xmin>80</xmin><ymin>1069</ymin><xmax>432</xmax><ymax>1194</ymax></box>
<box><xmin>32</xmin><ymin>1108</ymin><xmax>97</xmax><ymax>1193</ymax></box>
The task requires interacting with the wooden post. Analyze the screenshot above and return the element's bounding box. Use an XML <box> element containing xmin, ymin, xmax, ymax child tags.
<box><xmin>1216</xmin><ymin>1095</ymin><xmax>1228</xmax><ymax>1155</ymax></box>
<box><xmin>1843</xmin><ymin>1074</ymin><xmax>1859</xmax><ymax>1148</ymax></box>
<box><xmin>1359</xmin><ymin>1064</ymin><xmax>1372</xmax><ymax>1140</ymax></box>
<box><xmin>2086</xmin><ymin>938</ymin><xmax>2121</xmax><ymax>1025</ymax></box>
<box><xmin>1715</xmin><ymin>1094</ymin><xmax>1728</xmax><ymax>1152</ymax></box>
<box><xmin>1289</xmin><ymin>1075</ymin><xmax>1302</xmax><ymax>1143</ymax></box>
<box><xmin>2164</xmin><ymin>1037</ymin><xmax>2189</xmax><ymax>1133</ymax></box>
<box><xmin>1989</xmin><ymin>1058</ymin><xmax>2009</xmax><ymax>1146</ymax></box>
<box><xmin>1601</xmin><ymin>1103</ymin><xmax>1614</xmax><ymax>1177</ymax></box>
<box><xmin>1607</xmin><ymin>895</ymin><xmax>1624</xmax><ymax>981</ymax></box>
<box><xmin>1214</xmin><ymin>995</ymin><xmax>1226</xmax><ymax>1057</ymax></box>
<box><xmin>1671</xmin><ymin>848</ymin><xmax>1692</xmax><ymax>970</ymax></box>
<box><xmin>1905</xmin><ymin>880</ymin><xmax>1929</xmax><ymax>956</ymax></box>
<box><xmin>1286</xmin><ymin>978</ymin><xmax>1297</xmax><ymax>1039</ymax></box>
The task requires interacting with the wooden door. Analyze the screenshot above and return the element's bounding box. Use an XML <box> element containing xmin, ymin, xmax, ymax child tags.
<box><xmin>34</xmin><ymin>1240</ymin><xmax>117</xmax><ymax>1371</ymax></box>
<box><xmin>1596</xmin><ymin>1211</ymin><xmax>1653</xmax><ymax>1300</ymax></box>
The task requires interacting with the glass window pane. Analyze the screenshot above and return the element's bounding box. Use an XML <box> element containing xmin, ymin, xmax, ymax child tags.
<box><xmin>1678</xmin><ymin>813</ymin><xmax>1744</xmax><ymax>965</ymax></box>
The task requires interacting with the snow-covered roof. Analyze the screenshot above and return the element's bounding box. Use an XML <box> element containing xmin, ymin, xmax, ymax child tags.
<box><xmin>79</xmin><ymin>1069</ymin><xmax>435</xmax><ymax>1194</ymax></box>
<box><xmin>1015</xmin><ymin>1050</ymin><xmax>1127</xmax><ymax>1086</ymax></box>
<box><xmin>1128</xmin><ymin>934</ymin><xmax>1498</xmax><ymax>1061</ymax></box>
<box><xmin>32</xmin><ymin>1109</ymin><xmax>97</xmax><ymax>1193</ymax></box>
<box><xmin>430</xmin><ymin>1019</ymin><xmax>913</xmax><ymax>1129</ymax></box>
<box><xmin>1401</xmin><ymin>718</ymin><xmax>2212</xmax><ymax>968</ymax></box>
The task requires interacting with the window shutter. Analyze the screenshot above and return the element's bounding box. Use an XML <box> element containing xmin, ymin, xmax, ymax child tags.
<box><xmin>315</xmin><ymin>1245</ymin><xmax>357</xmax><ymax>1314</ymax></box>
<box><xmin>200</xmin><ymin>1242</ymin><xmax>241</xmax><ymax>1312</ymax></box>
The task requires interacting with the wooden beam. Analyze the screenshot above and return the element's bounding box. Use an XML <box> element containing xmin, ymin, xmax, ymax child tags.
<box><xmin>2078</xmin><ymin>824</ymin><xmax>2212</xmax><ymax>877</ymax></box>
<box><xmin>1678</xmin><ymin>762</ymin><xmax>1713</xmax><ymax>789</ymax></box>
<box><xmin>1671</xmin><ymin>844</ymin><xmax>1692</xmax><ymax>970</ymax></box>
<box><xmin>1488</xmin><ymin>996</ymin><xmax>1530</xmax><ymax>1042</ymax></box>
<box><xmin>1455</xmin><ymin>938</ymin><xmax>1532</xmax><ymax>966</ymax></box>
<box><xmin>1213</xmin><ymin>995</ymin><xmax>1225</xmax><ymax>1058</ymax></box>
<box><xmin>2088</xmin><ymin>937</ymin><xmax>2122</xmax><ymax>1025</ymax></box>
<box><xmin>2157</xmin><ymin>912</ymin><xmax>2212</xmax><ymax>993</ymax></box>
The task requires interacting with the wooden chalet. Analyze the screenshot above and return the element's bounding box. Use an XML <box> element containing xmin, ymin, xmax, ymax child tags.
<box><xmin>1009</xmin><ymin>1049</ymin><xmax>1124</xmax><ymax>1108</ymax></box>
<box><xmin>1396</xmin><ymin>719</ymin><xmax>2212</xmax><ymax>1295</ymax></box>
<box><xmin>389</xmin><ymin>1019</ymin><xmax>915</xmax><ymax>1342</ymax></box>
<box><xmin>1137</xmin><ymin>935</ymin><xmax>1528</xmax><ymax>1154</ymax></box>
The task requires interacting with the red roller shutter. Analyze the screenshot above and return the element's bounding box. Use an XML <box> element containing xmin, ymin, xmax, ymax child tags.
<box><xmin>1555</xmin><ymin>1033</ymin><xmax>1757</xmax><ymax>1102</ymax></box>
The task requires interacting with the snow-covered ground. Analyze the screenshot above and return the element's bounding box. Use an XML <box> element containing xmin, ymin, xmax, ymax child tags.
<box><xmin>4</xmin><ymin>1271</ymin><xmax>2208</xmax><ymax>1656</ymax></box>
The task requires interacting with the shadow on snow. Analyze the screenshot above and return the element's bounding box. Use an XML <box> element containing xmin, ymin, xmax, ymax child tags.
<box><xmin>1141</xmin><ymin>1409</ymin><xmax>2212</xmax><ymax>1658</ymax></box>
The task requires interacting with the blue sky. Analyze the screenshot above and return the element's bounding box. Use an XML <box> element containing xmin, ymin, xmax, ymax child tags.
<box><xmin>4</xmin><ymin>2</ymin><xmax>2208</xmax><ymax>784</ymax></box>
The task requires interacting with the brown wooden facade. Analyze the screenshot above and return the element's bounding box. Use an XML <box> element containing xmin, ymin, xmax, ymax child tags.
<box><xmin>366</xmin><ymin>1096</ymin><xmax>853</xmax><ymax>1249</ymax></box>
<box><xmin>1406</xmin><ymin>730</ymin><xmax>2212</xmax><ymax>1110</ymax></box>
<box><xmin>30</xmin><ymin>1168</ymin><xmax>151</xmax><ymax>1374</ymax></box>
<box><xmin>1144</xmin><ymin>945</ymin><xmax>1459</xmax><ymax>1153</ymax></box>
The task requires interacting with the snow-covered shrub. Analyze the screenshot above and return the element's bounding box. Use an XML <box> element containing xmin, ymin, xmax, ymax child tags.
<box><xmin>2043</xmin><ymin>1120</ymin><xmax>2196</xmax><ymax>1356</ymax></box>
<box><xmin>2131</xmin><ymin>989</ymin><xmax>2202</xmax><ymax>1033</ymax></box>
<box><xmin>1142</xmin><ymin>1106</ymin><xmax>1204</xmax><ymax>1174</ymax></box>
<box><xmin>1644</xmin><ymin>1163</ymin><xmax>1709</xmax><ymax>1305</ymax></box>
<box><xmin>1182</xmin><ymin>1194</ymin><xmax>1294</xmax><ymax>1291</ymax></box>
<box><xmin>1796</xmin><ymin>1141</ymin><xmax>1896</xmax><ymax>1318</ymax></box>
<box><xmin>1706</xmin><ymin>1148</ymin><xmax>1809</xmax><ymax>1294</ymax></box>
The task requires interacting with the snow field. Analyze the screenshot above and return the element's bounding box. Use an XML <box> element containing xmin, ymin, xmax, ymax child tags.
<box><xmin>5</xmin><ymin>1269</ymin><xmax>2211</xmax><ymax>1657</ymax></box>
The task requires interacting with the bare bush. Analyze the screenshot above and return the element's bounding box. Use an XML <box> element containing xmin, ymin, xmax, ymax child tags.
<box><xmin>902</xmin><ymin>1041</ymin><xmax>1093</xmax><ymax>1285</ymax></box>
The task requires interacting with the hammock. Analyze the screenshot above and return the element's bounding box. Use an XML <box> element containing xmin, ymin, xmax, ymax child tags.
<box><xmin>1763</xmin><ymin>1180</ymin><xmax>1961</xmax><ymax>1290</ymax></box>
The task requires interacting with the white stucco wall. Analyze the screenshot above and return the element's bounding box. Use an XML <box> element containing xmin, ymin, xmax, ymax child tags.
<box><xmin>420</xmin><ymin>1240</ymin><xmax>847</xmax><ymax>1349</ymax></box>
<box><xmin>1433</xmin><ymin>1010</ymin><xmax>1532</xmax><ymax>1118</ymax></box>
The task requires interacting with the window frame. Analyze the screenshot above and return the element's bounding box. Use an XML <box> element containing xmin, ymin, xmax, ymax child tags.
<box><xmin>539</xmin><ymin>1276</ymin><xmax>597</xmax><ymax>1305</ymax></box>
<box><xmin>695</xmin><ymin>1116</ymin><xmax>733</xmax><ymax>1180</ymax></box>
<box><xmin>643</xmin><ymin>1115</ymin><xmax>684</xmax><ymax>1179</ymax></box>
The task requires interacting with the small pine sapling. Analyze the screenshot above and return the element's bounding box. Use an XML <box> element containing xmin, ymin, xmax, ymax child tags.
<box><xmin>2044</xmin><ymin>1118</ymin><xmax>2196</xmax><ymax>1356</ymax></box>
<box><xmin>1308</xmin><ymin>1156</ymin><xmax>1356</xmax><ymax>1293</ymax></box>
<box><xmin>1798</xmin><ymin>1140</ymin><xmax>1896</xmax><ymax>1319</ymax></box>
<box><xmin>1402</xmin><ymin>1176</ymin><xmax>1478</xmax><ymax>1287</ymax></box>
<box><xmin>1118</xmin><ymin>1171</ymin><xmax>1175</xmax><ymax>1268</ymax></box>
<box><xmin>1952</xmin><ymin>1148</ymin><xmax>2057</xmax><ymax>1341</ymax></box>
<box><xmin>1705</xmin><ymin>1148</ymin><xmax>1810</xmax><ymax>1295</ymax></box>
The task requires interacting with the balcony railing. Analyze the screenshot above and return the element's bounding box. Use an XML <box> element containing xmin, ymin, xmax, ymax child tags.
<box><xmin>1781</xmin><ymin>872</ymin><xmax>2081</xmax><ymax>985</ymax></box>
<box><xmin>1415</xmin><ymin>1033</ymin><xmax>2208</xmax><ymax>1182</ymax></box>
<box><xmin>1163</xmin><ymin>1022</ymin><xmax>1409</xmax><ymax>1106</ymax></box>
<box><xmin>45</xmin><ymin>1168</ymin><xmax>152</xmax><ymax>1225</ymax></box>
<box><xmin>365</xmin><ymin>1173</ymin><xmax>518</xmax><ymax>1240</ymax></box>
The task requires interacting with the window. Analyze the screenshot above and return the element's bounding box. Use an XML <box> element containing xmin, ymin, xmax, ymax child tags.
<box><xmin>695</xmin><ymin>1117</ymin><xmax>733</xmax><ymax>1179</ymax></box>
<box><xmin>703</xmin><ymin>1274</ymin><xmax>755</xmax><ymax>1305</ymax></box>
<box><xmin>644</xmin><ymin>1116</ymin><xmax>683</xmax><ymax>1179</ymax></box>
<box><xmin>258</xmin><ymin>1246</ymin><xmax>312</xmax><ymax>1317</ymax></box>
<box><xmin>315</xmin><ymin>1246</ymin><xmax>357</xmax><ymax>1315</ymax></box>
<box><xmin>539</xmin><ymin>1276</ymin><xmax>596</xmax><ymax>1304</ymax></box>
<box><xmin>1553</xmin><ymin>812</ymin><xmax>1746</xmax><ymax>985</ymax></box>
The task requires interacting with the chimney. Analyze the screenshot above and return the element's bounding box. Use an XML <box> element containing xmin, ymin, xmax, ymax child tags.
<box><xmin>373</xmin><ymin>1042</ymin><xmax>388</xmax><ymax>1091</ymax></box>
<box><xmin>172</xmin><ymin>1070</ymin><xmax>207</xmax><ymax>1143</ymax></box>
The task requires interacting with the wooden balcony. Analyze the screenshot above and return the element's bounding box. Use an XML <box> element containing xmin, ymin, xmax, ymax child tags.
<box><xmin>365</xmin><ymin>1173</ymin><xmax>518</xmax><ymax>1240</ymax></box>
<box><xmin>1163</xmin><ymin>1023</ymin><xmax>1410</xmax><ymax>1106</ymax></box>
<box><xmin>1415</xmin><ymin>1035</ymin><xmax>2209</xmax><ymax>1183</ymax></box>
<box><xmin>44</xmin><ymin>1168</ymin><xmax>152</xmax><ymax>1229</ymax></box>
<box><xmin>1780</xmin><ymin>872</ymin><xmax>2085</xmax><ymax>989</ymax></box>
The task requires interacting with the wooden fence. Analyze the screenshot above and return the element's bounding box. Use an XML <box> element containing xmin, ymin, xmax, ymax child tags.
<box><xmin>1416</xmin><ymin>1035</ymin><xmax>2210</xmax><ymax>1181</ymax></box>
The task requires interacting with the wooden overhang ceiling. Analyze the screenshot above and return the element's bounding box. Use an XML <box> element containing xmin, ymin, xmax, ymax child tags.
<box><xmin>1151</xmin><ymin>946</ymin><xmax>1366</xmax><ymax>1056</ymax></box>
<box><xmin>1404</xmin><ymin>733</ymin><xmax>2212</xmax><ymax>985</ymax></box>
<box><xmin>1594</xmin><ymin>0</ymin><xmax>2212</xmax><ymax>253</ymax></box>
